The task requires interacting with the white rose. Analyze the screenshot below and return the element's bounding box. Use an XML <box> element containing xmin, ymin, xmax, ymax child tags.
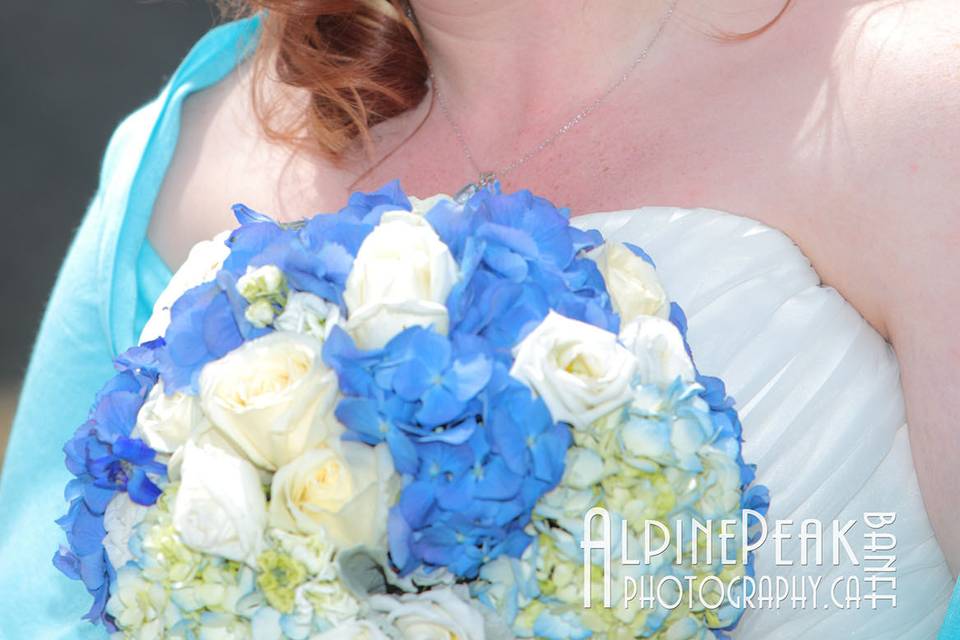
<box><xmin>139</xmin><ymin>230</ymin><xmax>232</xmax><ymax>343</ymax></box>
<box><xmin>369</xmin><ymin>587</ymin><xmax>486</xmax><ymax>640</ymax></box>
<box><xmin>588</xmin><ymin>242</ymin><xmax>669</xmax><ymax>322</ymax></box>
<box><xmin>510</xmin><ymin>311</ymin><xmax>637</xmax><ymax>429</ymax></box>
<box><xmin>619</xmin><ymin>315</ymin><xmax>695</xmax><ymax>386</ymax></box>
<box><xmin>269</xmin><ymin>442</ymin><xmax>397</xmax><ymax>549</ymax></box>
<box><xmin>102</xmin><ymin>493</ymin><xmax>149</xmax><ymax>569</ymax></box>
<box><xmin>314</xmin><ymin>619</ymin><xmax>390</xmax><ymax>640</ymax></box>
<box><xmin>199</xmin><ymin>331</ymin><xmax>341</xmax><ymax>471</ymax></box>
<box><xmin>173</xmin><ymin>442</ymin><xmax>267</xmax><ymax>565</ymax></box>
<box><xmin>134</xmin><ymin>382</ymin><xmax>205</xmax><ymax>455</ymax></box>
<box><xmin>344</xmin><ymin>210</ymin><xmax>458</xmax><ymax>349</ymax></box>
<box><xmin>274</xmin><ymin>292</ymin><xmax>341</xmax><ymax>341</ymax></box>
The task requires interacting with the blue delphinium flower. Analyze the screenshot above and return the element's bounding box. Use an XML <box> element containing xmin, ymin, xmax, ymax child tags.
<box><xmin>54</xmin><ymin>342</ymin><xmax>166</xmax><ymax>627</ymax></box>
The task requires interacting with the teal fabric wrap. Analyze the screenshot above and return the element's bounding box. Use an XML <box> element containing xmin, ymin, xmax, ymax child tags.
<box><xmin>0</xmin><ymin>18</ymin><xmax>259</xmax><ymax>638</ymax></box>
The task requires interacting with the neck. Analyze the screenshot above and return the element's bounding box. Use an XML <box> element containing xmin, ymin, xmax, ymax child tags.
<box><xmin>408</xmin><ymin>0</ymin><xmax>674</xmax><ymax>135</ymax></box>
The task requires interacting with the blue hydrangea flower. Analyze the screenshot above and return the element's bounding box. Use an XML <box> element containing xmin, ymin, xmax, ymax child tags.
<box><xmin>325</xmin><ymin>324</ymin><xmax>571</xmax><ymax>579</ymax></box>
<box><xmin>426</xmin><ymin>186</ymin><xmax>617</xmax><ymax>356</ymax></box>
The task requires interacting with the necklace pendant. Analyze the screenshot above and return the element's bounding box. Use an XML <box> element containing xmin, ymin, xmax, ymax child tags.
<box><xmin>477</xmin><ymin>171</ymin><xmax>496</xmax><ymax>187</ymax></box>
<box><xmin>454</xmin><ymin>172</ymin><xmax>497</xmax><ymax>204</ymax></box>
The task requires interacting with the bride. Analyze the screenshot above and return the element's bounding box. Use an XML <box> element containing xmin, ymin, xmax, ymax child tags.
<box><xmin>0</xmin><ymin>0</ymin><xmax>956</xmax><ymax>637</ymax></box>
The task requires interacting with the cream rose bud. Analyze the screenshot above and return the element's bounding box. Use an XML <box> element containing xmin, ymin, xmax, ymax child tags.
<box><xmin>588</xmin><ymin>242</ymin><xmax>670</xmax><ymax>322</ymax></box>
<box><xmin>173</xmin><ymin>442</ymin><xmax>267</xmax><ymax>565</ymax></box>
<box><xmin>269</xmin><ymin>442</ymin><xmax>397</xmax><ymax>549</ymax></box>
<box><xmin>134</xmin><ymin>382</ymin><xmax>204</xmax><ymax>454</ymax></box>
<box><xmin>237</xmin><ymin>264</ymin><xmax>285</xmax><ymax>301</ymax></box>
<box><xmin>510</xmin><ymin>311</ymin><xmax>637</xmax><ymax>429</ymax></box>
<box><xmin>344</xmin><ymin>210</ymin><xmax>458</xmax><ymax>349</ymax></box>
<box><xmin>139</xmin><ymin>230</ymin><xmax>232</xmax><ymax>343</ymax></box>
<box><xmin>369</xmin><ymin>587</ymin><xmax>486</xmax><ymax>640</ymax></box>
<box><xmin>199</xmin><ymin>331</ymin><xmax>341</xmax><ymax>471</ymax></box>
<box><xmin>619</xmin><ymin>315</ymin><xmax>695</xmax><ymax>386</ymax></box>
<box><xmin>274</xmin><ymin>292</ymin><xmax>341</xmax><ymax>341</ymax></box>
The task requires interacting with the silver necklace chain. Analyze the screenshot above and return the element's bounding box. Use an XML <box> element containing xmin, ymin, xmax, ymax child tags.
<box><xmin>422</xmin><ymin>1</ymin><xmax>679</xmax><ymax>200</ymax></box>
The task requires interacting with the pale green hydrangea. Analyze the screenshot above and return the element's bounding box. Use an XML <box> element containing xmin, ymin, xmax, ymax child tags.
<box><xmin>488</xmin><ymin>378</ymin><xmax>752</xmax><ymax>640</ymax></box>
<box><xmin>109</xmin><ymin>483</ymin><xmax>260</xmax><ymax>638</ymax></box>
<box><xmin>248</xmin><ymin>529</ymin><xmax>362</xmax><ymax>639</ymax></box>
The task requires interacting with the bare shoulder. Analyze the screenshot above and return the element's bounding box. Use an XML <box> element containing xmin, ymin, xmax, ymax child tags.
<box><xmin>802</xmin><ymin>0</ymin><xmax>960</xmax><ymax>333</ymax></box>
<box><xmin>834</xmin><ymin>0</ymin><xmax>960</xmax><ymax>217</ymax></box>
<box><xmin>839</xmin><ymin>0</ymin><xmax>960</xmax><ymax>169</ymax></box>
<box><xmin>148</xmin><ymin>59</ymin><xmax>343</xmax><ymax>269</ymax></box>
<box><xmin>834</xmin><ymin>0</ymin><xmax>960</xmax><ymax>570</ymax></box>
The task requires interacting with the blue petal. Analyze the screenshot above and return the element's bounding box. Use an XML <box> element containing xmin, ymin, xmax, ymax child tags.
<box><xmin>386</xmin><ymin>428</ymin><xmax>420</xmax><ymax>476</ymax></box>
<box><xmin>392</xmin><ymin>357</ymin><xmax>434</xmax><ymax>402</ymax></box>
<box><xmin>232</xmin><ymin>202</ymin><xmax>276</xmax><ymax>226</ymax></box>
<box><xmin>398</xmin><ymin>480</ymin><xmax>435</xmax><ymax>528</ymax></box>
<box><xmin>52</xmin><ymin>546</ymin><xmax>81</xmax><ymax>580</ymax></box>
<box><xmin>78</xmin><ymin>549</ymin><xmax>107</xmax><ymax>590</ymax></box>
<box><xmin>112</xmin><ymin>436</ymin><xmax>156</xmax><ymax>465</ymax></box>
<box><xmin>446</xmin><ymin>351</ymin><xmax>492</xmax><ymax>402</ymax></box>
<box><xmin>623</xmin><ymin>241</ymin><xmax>656</xmax><ymax>267</ymax></box>
<box><xmin>415</xmin><ymin>385</ymin><xmax>465</xmax><ymax>427</ymax></box>
<box><xmin>127</xmin><ymin>469</ymin><xmax>162</xmax><ymax>506</ymax></box>
<box><xmin>472</xmin><ymin>457</ymin><xmax>524</xmax><ymax>501</ymax></box>
<box><xmin>388</xmin><ymin>508</ymin><xmax>414</xmax><ymax>574</ymax></box>
<box><xmin>335</xmin><ymin>397</ymin><xmax>387</xmax><ymax>444</ymax></box>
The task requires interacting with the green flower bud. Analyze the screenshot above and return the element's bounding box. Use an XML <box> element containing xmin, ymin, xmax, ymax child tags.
<box><xmin>256</xmin><ymin>549</ymin><xmax>307</xmax><ymax>614</ymax></box>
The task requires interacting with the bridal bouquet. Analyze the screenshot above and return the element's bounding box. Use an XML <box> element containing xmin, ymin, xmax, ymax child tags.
<box><xmin>54</xmin><ymin>182</ymin><xmax>768</xmax><ymax>639</ymax></box>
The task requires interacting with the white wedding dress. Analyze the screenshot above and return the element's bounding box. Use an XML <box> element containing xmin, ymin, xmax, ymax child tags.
<box><xmin>573</xmin><ymin>208</ymin><xmax>954</xmax><ymax>639</ymax></box>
